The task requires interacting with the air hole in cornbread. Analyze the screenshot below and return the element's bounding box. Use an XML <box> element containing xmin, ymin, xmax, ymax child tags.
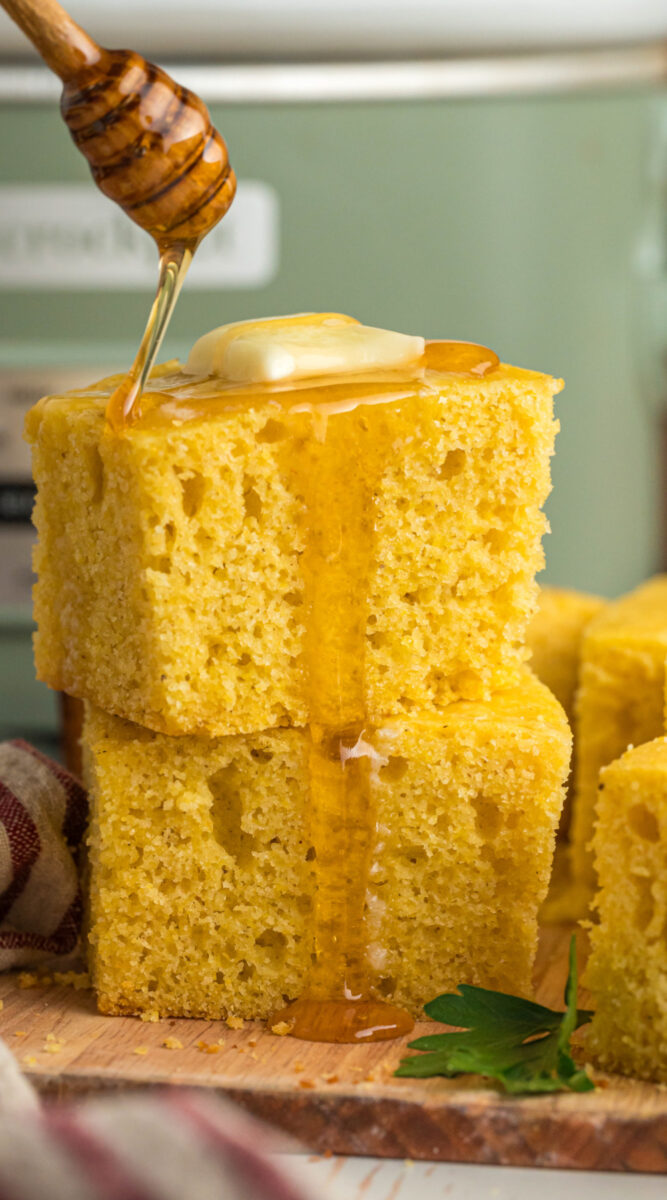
<box><xmin>470</xmin><ymin>795</ymin><xmax>503</xmax><ymax>838</ymax></box>
<box><xmin>177</xmin><ymin>469</ymin><xmax>207</xmax><ymax>518</ymax></box>
<box><xmin>208</xmin><ymin>765</ymin><xmax>256</xmax><ymax>865</ymax></box>
<box><xmin>256</xmin><ymin>418</ymin><xmax>288</xmax><ymax>443</ymax></box>
<box><xmin>380</xmin><ymin>756</ymin><xmax>409</xmax><ymax>783</ymax></box>
<box><xmin>243</xmin><ymin>477</ymin><xmax>263</xmax><ymax>520</ymax></box>
<box><xmin>484</xmin><ymin>528</ymin><xmax>506</xmax><ymax>554</ymax></box>
<box><xmin>628</xmin><ymin>803</ymin><xmax>660</xmax><ymax>843</ymax></box>
<box><xmin>255</xmin><ymin>930</ymin><xmax>288</xmax><ymax>952</ymax></box>
<box><xmin>437</xmin><ymin>448</ymin><xmax>467</xmax><ymax>480</ymax></box>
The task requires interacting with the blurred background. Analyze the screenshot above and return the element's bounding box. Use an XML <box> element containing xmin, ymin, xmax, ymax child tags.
<box><xmin>0</xmin><ymin>0</ymin><xmax>666</xmax><ymax>752</ymax></box>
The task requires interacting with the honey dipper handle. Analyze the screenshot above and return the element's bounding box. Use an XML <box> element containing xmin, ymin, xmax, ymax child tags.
<box><xmin>0</xmin><ymin>0</ymin><xmax>101</xmax><ymax>80</ymax></box>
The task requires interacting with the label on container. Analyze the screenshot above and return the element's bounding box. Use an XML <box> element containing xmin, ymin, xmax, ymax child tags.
<box><xmin>0</xmin><ymin>181</ymin><xmax>279</xmax><ymax>289</ymax></box>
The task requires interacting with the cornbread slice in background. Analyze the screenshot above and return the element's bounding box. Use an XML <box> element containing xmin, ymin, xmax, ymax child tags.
<box><xmin>85</xmin><ymin>672</ymin><xmax>570</xmax><ymax>1021</ymax></box>
<box><xmin>570</xmin><ymin>575</ymin><xmax>667</xmax><ymax>905</ymax></box>
<box><xmin>527</xmin><ymin>586</ymin><xmax>605</xmax><ymax>722</ymax></box>
<box><xmin>526</xmin><ymin>585</ymin><xmax>605</xmax><ymax>922</ymax></box>
<box><xmin>27</xmin><ymin>359</ymin><xmax>559</xmax><ymax>737</ymax></box>
<box><xmin>586</xmin><ymin>738</ymin><xmax>667</xmax><ymax>1083</ymax></box>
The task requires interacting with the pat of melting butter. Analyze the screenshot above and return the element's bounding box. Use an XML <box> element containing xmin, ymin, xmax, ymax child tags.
<box><xmin>184</xmin><ymin>313</ymin><xmax>425</xmax><ymax>383</ymax></box>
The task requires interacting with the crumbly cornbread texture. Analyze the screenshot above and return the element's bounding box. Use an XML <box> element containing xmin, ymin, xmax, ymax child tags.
<box><xmin>571</xmin><ymin>576</ymin><xmax>667</xmax><ymax>901</ymax></box>
<box><xmin>586</xmin><ymin>739</ymin><xmax>667</xmax><ymax>1083</ymax></box>
<box><xmin>85</xmin><ymin>672</ymin><xmax>570</xmax><ymax>1021</ymax></box>
<box><xmin>27</xmin><ymin>360</ymin><xmax>560</xmax><ymax>737</ymax></box>
<box><xmin>527</xmin><ymin>586</ymin><xmax>604</xmax><ymax>721</ymax></box>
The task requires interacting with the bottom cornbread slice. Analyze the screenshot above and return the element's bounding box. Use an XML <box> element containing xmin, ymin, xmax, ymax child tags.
<box><xmin>84</xmin><ymin>673</ymin><xmax>571</xmax><ymax>1022</ymax></box>
<box><xmin>586</xmin><ymin>738</ymin><xmax>667</xmax><ymax>1084</ymax></box>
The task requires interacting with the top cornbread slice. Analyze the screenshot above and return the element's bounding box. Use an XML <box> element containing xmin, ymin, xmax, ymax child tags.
<box><xmin>27</xmin><ymin>358</ymin><xmax>560</xmax><ymax>737</ymax></box>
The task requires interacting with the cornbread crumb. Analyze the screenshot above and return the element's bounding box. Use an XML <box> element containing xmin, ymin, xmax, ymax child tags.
<box><xmin>13</xmin><ymin>1031</ymin><xmax>27</xmax><ymax>1038</ymax></box>
<box><xmin>85</xmin><ymin>673</ymin><xmax>569</xmax><ymax>1020</ymax></box>
<box><xmin>293</xmin><ymin>1060</ymin><xmax>305</xmax><ymax>1072</ymax></box>
<box><xmin>53</xmin><ymin>971</ymin><xmax>91</xmax><ymax>990</ymax></box>
<box><xmin>133</xmin><ymin>1046</ymin><xmax>149</xmax><ymax>1056</ymax></box>
<box><xmin>23</xmin><ymin>1056</ymin><xmax>37</xmax><ymax>1066</ymax></box>
<box><xmin>585</xmin><ymin>738</ymin><xmax>667</xmax><ymax>1083</ymax></box>
<box><xmin>162</xmin><ymin>1037</ymin><xmax>183</xmax><ymax>1050</ymax></box>
<box><xmin>139</xmin><ymin>1011</ymin><xmax>160</xmax><ymax>1023</ymax></box>
<box><xmin>28</xmin><ymin>360</ymin><xmax>559</xmax><ymax>735</ymax></box>
<box><xmin>43</xmin><ymin>1042</ymin><xmax>65</xmax><ymax>1055</ymax></box>
<box><xmin>299</xmin><ymin>1079</ymin><xmax>315</xmax><ymax>1089</ymax></box>
<box><xmin>225</xmin><ymin>1016</ymin><xmax>244</xmax><ymax>1030</ymax></box>
<box><xmin>196</xmin><ymin>1040</ymin><xmax>224</xmax><ymax>1054</ymax></box>
<box><xmin>271</xmin><ymin>1023</ymin><xmax>292</xmax><ymax>1037</ymax></box>
<box><xmin>18</xmin><ymin>973</ymin><xmax>51</xmax><ymax>990</ymax></box>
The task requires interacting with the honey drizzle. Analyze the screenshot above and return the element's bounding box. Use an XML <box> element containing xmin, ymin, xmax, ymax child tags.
<box><xmin>269</xmin><ymin>403</ymin><xmax>413</xmax><ymax>1042</ymax></box>
<box><xmin>106</xmin><ymin>243</ymin><xmax>194</xmax><ymax>431</ymax></box>
<box><xmin>269</xmin><ymin>339</ymin><xmax>499</xmax><ymax>1042</ymax></box>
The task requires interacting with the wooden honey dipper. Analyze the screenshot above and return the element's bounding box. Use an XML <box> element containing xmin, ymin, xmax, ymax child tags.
<box><xmin>1</xmin><ymin>0</ymin><xmax>237</xmax><ymax>428</ymax></box>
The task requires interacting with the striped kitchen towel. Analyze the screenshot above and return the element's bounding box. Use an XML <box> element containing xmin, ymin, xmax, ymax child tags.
<box><xmin>0</xmin><ymin>740</ymin><xmax>87</xmax><ymax>970</ymax></box>
<box><xmin>0</xmin><ymin>1039</ymin><xmax>315</xmax><ymax>1200</ymax></box>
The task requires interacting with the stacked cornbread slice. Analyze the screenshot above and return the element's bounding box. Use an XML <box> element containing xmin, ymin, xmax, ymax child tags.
<box><xmin>26</xmin><ymin>315</ymin><xmax>571</xmax><ymax>1022</ymax></box>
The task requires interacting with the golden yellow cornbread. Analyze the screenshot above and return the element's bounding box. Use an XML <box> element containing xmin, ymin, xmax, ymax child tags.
<box><xmin>586</xmin><ymin>738</ymin><xmax>667</xmax><ymax>1083</ymax></box>
<box><xmin>526</xmin><ymin>586</ymin><xmax>605</xmax><ymax>922</ymax></box>
<box><xmin>84</xmin><ymin>672</ymin><xmax>571</xmax><ymax>1021</ymax></box>
<box><xmin>27</xmin><ymin>357</ymin><xmax>560</xmax><ymax>737</ymax></box>
<box><xmin>571</xmin><ymin>575</ymin><xmax>667</xmax><ymax>903</ymax></box>
<box><xmin>527</xmin><ymin>586</ymin><xmax>604</xmax><ymax>721</ymax></box>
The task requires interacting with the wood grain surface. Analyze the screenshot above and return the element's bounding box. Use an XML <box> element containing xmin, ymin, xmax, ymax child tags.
<box><xmin>1</xmin><ymin>926</ymin><xmax>665</xmax><ymax>1173</ymax></box>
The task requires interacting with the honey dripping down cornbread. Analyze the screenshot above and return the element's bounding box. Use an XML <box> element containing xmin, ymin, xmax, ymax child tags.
<box><xmin>29</xmin><ymin>314</ymin><xmax>564</xmax><ymax>1040</ymax></box>
<box><xmin>84</xmin><ymin>673</ymin><xmax>570</xmax><ymax>1024</ymax></box>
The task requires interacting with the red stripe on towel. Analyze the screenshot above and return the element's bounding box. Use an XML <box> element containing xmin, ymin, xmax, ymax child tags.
<box><xmin>166</xmin><ymin>1091</ymin><xmax>306</xmax><ymax>1200</ymax></box>
<box><xmin>0</xmin><ymin>782</ymin><xmax>41</xmax><ymax>923</ymax></box>
<box><xmin>46</xmin><ymin>1111</ymin><xmax>161</xmax><ymax>1200</ymax></box>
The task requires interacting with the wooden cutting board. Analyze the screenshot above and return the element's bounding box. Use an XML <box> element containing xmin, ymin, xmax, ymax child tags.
<box><xmin>1</xmin><ymin>925</ymin><xmax>665</xmax><ymax>1173</ymax></box>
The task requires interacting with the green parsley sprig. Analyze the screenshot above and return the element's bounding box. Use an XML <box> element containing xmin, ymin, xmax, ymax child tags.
<box><xmin>395</xmin><ymin>936</ymin><xmax>594</xmax><ymax>1095</ymax></box>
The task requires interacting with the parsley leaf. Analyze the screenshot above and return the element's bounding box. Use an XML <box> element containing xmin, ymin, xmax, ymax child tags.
<box><xmin>395</xmin><ymin>935</ymin><xmax>594</xmax><ymax>1095</ymax></box>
